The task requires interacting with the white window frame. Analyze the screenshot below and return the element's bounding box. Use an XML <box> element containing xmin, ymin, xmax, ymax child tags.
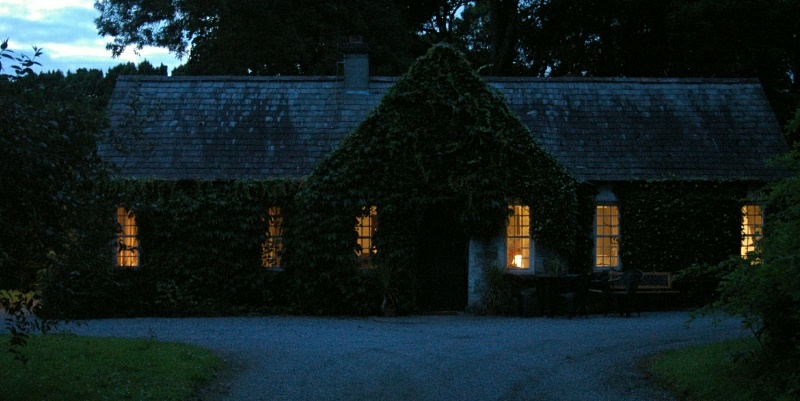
<box><xmin>594</xmin><ymin>203</ymin><xmax>620</xmax><ymax>271</ymax></box>
<box><xmin>506</xmin><ymin>204</ymin><xmax>532</xmax><ymax>270</ymax></box>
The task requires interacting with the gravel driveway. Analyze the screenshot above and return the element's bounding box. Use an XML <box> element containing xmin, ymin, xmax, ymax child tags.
<box><xmin>69</xmin><ymin>312</ymin><xmax>748</xmax><ymax>401</ymax></box>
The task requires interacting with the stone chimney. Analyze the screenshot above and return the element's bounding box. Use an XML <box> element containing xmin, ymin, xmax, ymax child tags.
<box><xmin>341</xmin><ymin>36</ymin><xmax>370</xmax><ymax>91</ymax></box>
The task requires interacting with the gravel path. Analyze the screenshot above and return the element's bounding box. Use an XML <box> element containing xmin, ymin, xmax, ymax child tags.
<box><xmin>67</xmin><ymin>312</ymin><xmax>748</xmax><ymax>401</ymax></box>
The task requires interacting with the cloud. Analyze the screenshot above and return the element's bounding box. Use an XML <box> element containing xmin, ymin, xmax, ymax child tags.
<box><xmin>1</xmin><ymin>10</ymin><xmax>96</xmax><ymax>45</ymax></box>
<box><xmin>0</xmin><ymin>0</ymin><xmax>93</xmax><ymax>22</ymax></box>
<box><xmin>0</xmin><ymin>0</ymin><xmax>182</xmax><ymax>74</ymax></box>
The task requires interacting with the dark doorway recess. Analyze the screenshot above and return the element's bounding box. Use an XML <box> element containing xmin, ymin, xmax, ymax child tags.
<box><xmin>415</xmin><ymin>206</ymin><xmax>469</xmax><ymax>312</ymax></box>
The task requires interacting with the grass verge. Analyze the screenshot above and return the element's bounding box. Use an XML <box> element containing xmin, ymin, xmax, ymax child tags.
<box><xmin>647</xmin><ymin>337</ymin><xmax>798</xmax><ymax>401</ymax></box>
<box><xmin>0</xmin><ymin>333</ymin><xmax>221</xmax><ymax>401</ymax></box>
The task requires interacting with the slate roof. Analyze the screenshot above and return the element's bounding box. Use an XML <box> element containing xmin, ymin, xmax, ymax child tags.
<box><xmin>101</xmin><ymin>75</ymin><xmax>789</xmax><ymax>182</ymax></box>
<box><xmin>494</xmin><ymin>77</ymin><xmax>788</xmax><ymax>181</ymax></box>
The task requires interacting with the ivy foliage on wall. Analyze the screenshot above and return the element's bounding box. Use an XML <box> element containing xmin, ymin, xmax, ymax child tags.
<box><xmin>617</xmin><ymin>180</ymin><xmax>745</xmax><ymax>273</ymax></box>
<box><xmin>283</xmin><ymin>44</ymin><xmax>582</xmax><ymax>314</ymax></box>
<box><xmin>572</xmin><ymin>183</ymin><xmax>601</xmax><ymax>273</ymax></box>
<box><xmin>106</xmin><ymin>179</ymin><xmax>300</xmax><ymax>316</ymax></box>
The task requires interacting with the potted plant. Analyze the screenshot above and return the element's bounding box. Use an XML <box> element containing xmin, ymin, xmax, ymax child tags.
<box><xmin>482</xmin><ymin>263</ymin><xmax>512</xmax><ymax>315</ymax></box>
<box><xmin>374</xmin><ymin>262</ymin><xmax>405</xmax><ymax>317</ymax></box>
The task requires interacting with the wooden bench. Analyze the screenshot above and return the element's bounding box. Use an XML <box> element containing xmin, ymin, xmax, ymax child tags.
<box><xmin>604</xmin><ymin>270</ymin><xmax>680</xmax><ymax>313</ymax></box>
<box><xmin>608</xmin><ymin>271</ymin><xmax>679</xmax><ymax>295</ymax></box>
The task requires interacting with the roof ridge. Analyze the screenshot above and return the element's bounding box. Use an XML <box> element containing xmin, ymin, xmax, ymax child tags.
<box><xmin>484</xmin><ymin>77</ymin><xmax>760</xmax><ymax>84</ymax></box>
<box><xmin>117</xmin><ymin>75</ymin><xmax>760</xmax><ymax>84</ymax></box>
<box><xmin>116</xmin><ymin>75</ymin><xmax>401</xmax><ymax>83</ymax></box>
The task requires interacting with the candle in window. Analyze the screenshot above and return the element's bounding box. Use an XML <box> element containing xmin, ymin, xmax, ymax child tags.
<box><xmin>514</xmin><ymin>254</ymin><xmax>523</xmax><ymax>268</ymax></box>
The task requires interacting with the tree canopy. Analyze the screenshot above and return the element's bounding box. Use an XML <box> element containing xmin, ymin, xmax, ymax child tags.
<box><xmin>0</xmin><ymin>43</ymin><xmax>167</xmax><ymax>311</ymax></box>
<box><xmin>0</xmin><ymin>44</ymin><xmax>111</xmax><ymax>293</ymax></box>
<box><xmin>96</xmin><ymin>0</ymin><xmax>443</xmax><ymax>76</ymax></box>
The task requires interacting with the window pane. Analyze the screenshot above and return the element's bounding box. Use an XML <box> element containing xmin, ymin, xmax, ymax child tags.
<box><xmin>507</xmin><ymin>204</ymin><xmax>531</xmax><ymax>269</ymax></box>
<box><xmin>595</xmin><ymin>204</ymin><xmax>619</xmax><ymax>269</ymax></box>
<box><xmin>116</xmin><ymin>206</ymin><xmax>139</xmax><ymax>268</ymax></box>
<box><xmin>741</xmin><ymin>204</ymin><xmax>763</xmax><ymax>258</ymax></box>
<box><xmin>356</xmin><ymin>206</ymin><xmax>378</xmax><ymax>268</ymax></box>
<box><xmin>262</xmin><ymin>207</ymin><xmax>283</xmax><ymax>268</ymax></box>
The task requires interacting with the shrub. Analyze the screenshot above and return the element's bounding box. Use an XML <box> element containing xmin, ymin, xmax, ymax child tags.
<box><xmin>694</xmin><ymin>147</ymin><xmax>800</xmax><ymax>385</ymax></box>
<box><xmin>0</xmin><ymin>290</ymin><xmax>60</xmax><ymax>365</ymax></box>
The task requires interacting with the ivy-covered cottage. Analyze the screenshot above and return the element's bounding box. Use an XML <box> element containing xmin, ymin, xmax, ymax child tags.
<box><xmin>100</xmin><ymin>44</ymin><xmax>789</xmax><ymax>315</ymax></box>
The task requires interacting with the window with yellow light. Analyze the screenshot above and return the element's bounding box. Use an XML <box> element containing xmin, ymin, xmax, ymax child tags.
<box><xmin>116</xmin><ymin>206</ymin><xmax>139</xmax><ymax>268</ymax></box>
<box><xmin>741</xmin><ymin>204</ymin><xmax>763</xmax><ymax>258</ymax></box>
<box><xmin>262</xmin><ymin>206</ymin><xmax>283</xmax><ymax>268</ymax></box>
<box><xmin>506</xmin><ymin>204</ymin><xmax>531</xmax><ymax>269</ymax></box>
<box><xmin>595</xmin><ymin>204</ymin><xmax>620</xmax><ymax>270</ymax></box>
<box><xmin>356</xmin><ymin>206</ymin><xmax>378</xmax><ymax>268</ymax></box>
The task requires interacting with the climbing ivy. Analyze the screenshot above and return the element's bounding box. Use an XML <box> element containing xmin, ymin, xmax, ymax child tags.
<box><xmin>48</xmin><ymin>178</ymin><xmax>302</xmax><ymax>317</ymax></box>
<box><xmin>283</xmin><ymin>44</ymin><xmax>583</xmax><ymax>314</ymax></box>
<box><xmin>615</xmin><ymin>180</ymin><xmax>747</xmax><ymax>306</ymax></box>
<box><xmin>617</xmin><ymin>180</ymin><xmax>745</xmax><ymax>273</ymax></box>
<box><xmin>572</xmin><ymin>183</ymin><xmax>600</xmax><ymax>273</ymax></box>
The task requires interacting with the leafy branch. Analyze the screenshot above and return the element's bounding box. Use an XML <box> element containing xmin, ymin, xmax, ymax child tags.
<box><xmin>0</xmin><ymin>39</ymin><xmax>42</xmax><ymax>80</ymax></box>
<box><xmin>0</xmin><ymin>290</ymin><xmax>61</xmax><ymax>366</ymax></box>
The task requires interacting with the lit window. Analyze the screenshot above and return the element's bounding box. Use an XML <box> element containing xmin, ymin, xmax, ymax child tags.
<box><xmin>507</xmin><ymin>204</ymin><xmax>531</xmax><ymax>269</ymax></box>
<box><xmin>262</xmin><ymin>207</ymin><xmax>283</xmax><ymax>268</ymax></box>
<box><xmin>595</xmin><ymin>204</ymin><xmax>620</xmax><ymax>269</ymax></box>
<box><xmin>356</xmin><ymin>206</ymin><xmax>378</xmax><ymax>268</ymax></box>
<box><xmin>741</xmin><ymin>204</ymin><xmax>763</xmax><ymax>258</ymax></box>
<box><xmin>116</xmin><ymin>206</ymin><xmax>139</xmax><ymax>268</ymax></box>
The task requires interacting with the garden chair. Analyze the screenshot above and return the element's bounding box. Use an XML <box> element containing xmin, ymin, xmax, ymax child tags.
<box><xmin>611</xmin><ymin>269</ymin><xmax>644</xmax><ymax>318</ymax></box>
<box><xmin>556</xmin><ymin>273</ymin><xmax>590</xmax><ymax>318</ymax></box>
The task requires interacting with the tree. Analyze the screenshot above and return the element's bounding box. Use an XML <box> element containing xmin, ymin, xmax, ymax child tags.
<box><xmin>0</xmin><ymin>42</ymin><xmax>115</xmax><ymax>315</ymax></box>
<box><xmin>521</xmin><ymin>0</ymin><xmax>681</xmax><ymax>77</ymax></box>
<box><xmin>486</xmin><ymin>0</ymin><xmax>520</xmax><ymax>75</ymax></box>
<box><xmin>668</xmin><ymin>0</ymin><xmax>799</xmax><ymax>131</ymax></box>
<box><xmin>94</xmin><ymin>0</ymin><xmax>529</xmax><ymax>75</ymax></box>
<box><xmin>29</xmin><ymin>61</ymin><xmax>167</xmax><ymax>115</ymax></box>
<box><xmin>417</xmin><ymin>0</ymin><xmax>521</xmax><ymax>75</ymax></box>
<box><xmin>702</xmin><ymin>147</ymin><xmax>800</xmax><ymax>377</ymax></box>
<box><xmin>100</xmin><ymin>61</ymin><xmax>169</xmax><ymax>105</ymax></box>
<box><xmin>450</xmin><ymin>1</ymin><xmax>493</xmax><ymax>70</ymax></box>
<box><xmin>95</xmin><ymin>0</ymin><xmax>424</xmax><ymax>76</ymax></box>
<box><xmin>688</xmin><ymin>106</ymin><xmax>800</xmax><ymax>394</ymax></box>
<box><xmin>416</xmin><ymin>0</ymin><xmax>470</xmax><ymax>45</ymax></box>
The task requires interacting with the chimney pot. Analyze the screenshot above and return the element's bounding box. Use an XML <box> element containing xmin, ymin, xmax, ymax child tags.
<box><xmin>342</xmin><ymin>37</ymin><xmax>369</xmax><ymax>91</ymax></box>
